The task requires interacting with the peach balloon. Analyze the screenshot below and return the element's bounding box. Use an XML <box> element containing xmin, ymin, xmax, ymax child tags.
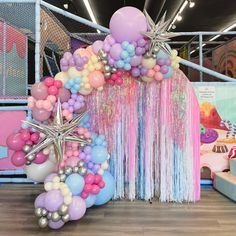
<box><xmin>147</xmin><ymin>69</ymin><xmax>155</xmax><ymax>78</ymax></box>
<box><xmin>74</xmin><ymin>48</ymin><xmax>91</xmax><ymax>58</ymax></box>
<box><xmin>154</xmin><ymin>72</ymin><xmax>164</xmax><ymax>81</ymax></box>
<box><xmin>86</xmin><ymin>45</ymin><xmax>95</xmax><ymax>56</ymax></box>
<box><xmin>88</xmin><ymin>71</ymin><xmax>105</xmax><ymax>89</ymax></box>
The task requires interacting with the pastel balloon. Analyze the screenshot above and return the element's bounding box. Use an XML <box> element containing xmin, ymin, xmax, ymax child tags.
<box><xmin>109</xmin><ymin>6</ymin><xmax>147</xmax><ymax>43</ymax></box>
<box><xmin>94</xmin><ymin>171</ymin><xmax>115</xmax><ymax>205</ymax></box>
<box><xmin>45</xmin><ymin>190</ymin><xmax>64</xmax><ymax>212</ymax></box>
<box><xmin>31</xmin><ymin>82</ymin><xmax>48</xmax><ymax>100</ymax></box>
<box><xmin>34</xmin><ymin>192</ymin><xmax>46</xmax><ymax>208</ymax></box>
<box><xmin>110</xmin><ymin>43</ymin><xmax>122</xmax><ymax>60</ymax></box>
<box><xmin>130</xmin><ymin>55</ymin><xmax>142</xmax><ymax>67</ymax></box>
<box><xmin>67</xmin><ymin>67</ymin><xmax>81</xmax><ymax>79</ymax></box>
<box><xmin>163</xmin><ymin>67</ymin><xmax>173</xmax><ymax>79</ymax></box>
<box><xmin>92</xmin><ymin>40</ymin><xmax>104</xmax><ymax>54</ymax></box>
<box><xmin>88</xmin><ymin>71</ymin><xmax>105</xmax><ymax>89</ymax></box>
<box><xmin>65</xmin><ymin>156</ymin><xmax>79</xmax><ymax>167</ymax></box>
<box><xmin>87</xmin><ymin>45</ymin><xmax>95</xmax><ymax>56</ymax></box>
<box><xmin>141</xmin><ymin>58</ymin><xmax>156</xmax><ymax>69</ymax></box>
<box><xmin>6</xmin><ymin>133</ymin><xmax>25</xmax><ymax>151</ymax></box>
<box><xmin>44</xmin><ymin>173</ymin><xmax>58</xmax><ymax>184</ymax></box>
<box><xmin>91</xmin><ymin>146</ymin><xmax>108</xmax><ymax>164</ymax></box>
<box><xmin>74</xmin><ymin>48</ymin><xmax>91</xmax><ymax>58</ymax></box>
<box><xmin>32</xmin><ymin>107</ymin><xmax>51</xmax><ymax>121</ymax></box>
<box><xmin>11</xmin><ymin>151</ymin><xmax>26</xmax><ymax>167</ymax></box>
<box><xmin>58</xmin><ymin>87</ymin><xmax>71</xmax><ymax>102</ymax></box>
<box><xmin>84</xmin><ymin>194</ymin><xmax>96</xmax><ymax>208</ymax></box>
<box><xmin>48</xmin><ymin>220</ymin><xmax>65</xmax><ymax>230</ymax></box>
<box><xmin>54</xmin><ymin>71</ymin><xmax>69</xmax><ymax>85</ymax></box>
<box><xmin>141</xmin><ymin>76</ymin><xmax>154</xmax><ymax>83</ymax></box>
<box><xmin>68</xmin><ymin>196</ymin><xmax>86</xmax><ymax>220</ymax></box>
<box><xmin>26</xmin><ymin>159</ymin><xmax>56</xmax><ymax>182</ymax></box>
<box><xmin>65</xmin><ymin>173</ymin><xmax>85</xmax><ymax>196</ymax></box>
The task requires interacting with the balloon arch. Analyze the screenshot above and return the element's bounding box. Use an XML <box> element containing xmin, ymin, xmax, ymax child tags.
<box><xmin>6</xmin><ymin>7</ymin><xmax>200</xmax><ymax>229</ymax></box>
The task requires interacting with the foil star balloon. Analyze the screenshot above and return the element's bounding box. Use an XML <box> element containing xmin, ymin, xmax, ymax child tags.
<box><xmin>23</xmin><ymin>100</ymin><xmax>91</xmax><ymax>163</ymax></box>
<box><xmin>142</xmin><ymin>10</ymin><xmax>178</xmax><ymax>55</ymax></box>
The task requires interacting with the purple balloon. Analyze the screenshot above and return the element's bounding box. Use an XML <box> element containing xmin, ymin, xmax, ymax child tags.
<box><xmin>109</xmin><ymin>7</ymin><xmax>148</xmax><ymax>43</ymax></box>
<box><xmin>130</xmin><ymin>55</ymin><xmax>142</xmax><ymax>67</ymax></box>
<box><xmin>68</xmin><ymin>196</ymin><xmax>86</xmax><ymax>220</ymax></box>
<box><xmin>68</xmin><ymin>58</ymin><xmax>75</xmax><ymax>67</ymax></box>
<box><xmin>157</xmin><ymin>58</ymin><xmax>166</xmax><ymax>66</ymax></box>
<box><xmin>160</xmin><ymin>65</ymin><xmax>169</xmax><ymax>74</ymax></box>
<box><xmin>92</xmin><ymin>40</ymin><xmax>104</xmax><ymax>54</ymax></box>
<box><xmin>63</xmin><ymin>52</ymin><xmax>73</xmax><ymax>60</ymax></box>
<box><xmin>135</xmin><ymin>47</ymin><xmax>143</xmax><ymax>56</ymax></box>
<box><xmin>48</xmin><ymin>220</ymin><xmax>65</xmax><ymax>230</ymax></box>
<box><xmin>138</xmin><ymin>38</ymin><xmax>146</xmax><ymax>47</ymax></box>
<box><xmin>110</xmin><ymin>43</ymin><xmax>122</xmax><ymax>60</ymax></box>
<box><xmin>131</xmin><ymin>68</ymin><xmax>140</xmax><ymax>77</ymax></box>
<box><xmin>165</xmin><ymin>58</ymin><xmax>172</xmax><ymax>66</ymax></box>
<box><xmin>103</xmin><ymin>43</ymin><xmax>111</xmax><ymax>52</ymax></box>
<box><xmin>61</xmin><ymin>65</ymin><xmax>69</xmax><ymax>72</ymax></box>
<box><xmin>60</xmin><ymin>58</ymin><xmax>68</xmax><ymax>67</ymax></box>
<box><xmin>44</xmin><ymin>190</ymin><xmax>64</xmax><ymax>212</ymax></box>
<box><xmin>44</xmin><ymin>173</ymin><xmax>58</xmax><ymax>184</ymax></box>
<box><xmin>34</xmin><ymin>192</ymin><xmax>46</xmax><ymax>208</ymax></box>
<box><xmin>140</xmin><ymin>67</ymin><xmax>148</xmax><ymax>75</ymax></box>
<box><xmin>105</xmin><ymin>35</ymin><xmax>116</xmax><ymax>45</ymax></box>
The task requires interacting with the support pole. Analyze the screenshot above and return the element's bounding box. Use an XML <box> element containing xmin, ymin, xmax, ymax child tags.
<box><xmin>199</xmin><ymin>33</ymin><xmax>203</xmax><ymax>82</ymax></box>
<box><xmin>35</xmin><ymin>0</ymin><xmax>41</xmax><ymax>82</ymax></box>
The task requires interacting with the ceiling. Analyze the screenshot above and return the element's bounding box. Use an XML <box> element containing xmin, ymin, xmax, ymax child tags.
<box><xmin>45</xmin><ymin>0</ymin><xmax>236</xmax><ymax>33</ymax></box>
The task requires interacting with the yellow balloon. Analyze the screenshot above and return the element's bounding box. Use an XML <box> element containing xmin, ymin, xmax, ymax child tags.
<box><xmin>141</xmin><ymin>58</ymin><xmax>156</xmax><ymax>69</ymax></box>
<box><xmin>82</xmin><ymin>69</ymin><xmax>89</xmax><ymax>77</ymax></box>
<box><xmin>54</xmin><ymin>71</ymin><xmax>69</xmax><ymax>85</ymax></box>
<box><xmin>171</xmin><ymin>49</ymin><xmax>178</xmax><ymax>57</ymax></box>
<box><xmin>44</xmin><ymin>182</ymin><xmax>52</xmax><ymax>191</ymax></box>
<box><xmin>84</xmin><ymin>83</ymin><xmax>91</xmax><ymax>89</ymax></box>
<box><xmin>91</xmin><ymin>55</ymin><xmax>98</xmax><ymax>63</ymax></box>
<box><xmin>95</xmin><ymin>63</ymin><xmax>102</xmax><ymax>70</ymax></box>
<box><xmin>88</xmin><ymin>65</ymin><xmax>95</xmax><ymax>72</ymax></box>
<box><xmin>141</xmin><ymin>76</ymin><xmax>154</xmax><ymax>83</ymax></box>
<box><xmin>79</xmin><ymin>87</ymin><xmax>93</xmax><ymax>95</ymax></box>
<box><xmin>67</xmin><ymin>67</ymin><xmax>81</xmax><ymax>79</ymax></box>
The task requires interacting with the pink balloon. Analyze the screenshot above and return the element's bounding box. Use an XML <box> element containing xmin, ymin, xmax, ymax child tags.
<box><xmin>31</xmin><ymin>132</ymin><xmax>40</xmax><ymax>143</ymax></box>
<box><xmin>88</xmin><ymin>71</ymin><xmax>105</xmax><ymax>89</ymax></box>
<box><xmin>48</xmin><ymin>86</ymin><xmax>58</xmax><ymax>96</ymax></box>
<box><xmin>109</xmin><ymin>7</ymin><xmax>147</xmax><ymax>43</ymax></box>
<box><xmin>11</xmin><ymin>151</ymin><xmax>26</xmax><ymax>167</ymax></box>
<box><xmin>154</xmin><ymin>72</ymin><xmax>164</xmax><ymax>81</ymax></box>
<box><xmin>91</xmin><ymin>185</ymin><xmax>100</xmax><ymax>195</ymax></box>
<box><xmin>44</xmin><ymin>77</ymin><xmax>54</xmax><ymax>87</ymax></box>
<box><xmin>31</xmin><ymin>82</ymin><xmax>48</xmax><ymax>100</ymax></box>
<box><xmin>6</xmin><ymin>133</ymin><xmax>25</xmax><ymax>151</ymax></box>
<box><xmin>32</xmin><ymin>107</ymin><xmax>51</xmax><ymax>121</ymax></box>
<box><xmin>58</xmin><ymin>87</ymin><xmax>71</xmax><ymax>102</ymax></box>
<box><xmin>92</xmin><ymin>40</ymin><xmax>104</xmax><ymax>54</ymax></box>
<box><xmin>65</xmin><ymin>156</ymin><xmax>79</xmax><ymax>167</ymax></box>
<box><xmin>68</xmin><ymin>196</ymin><xmax>86</xmax><ymax>220</ymax></box>
<box><xmin>20</xmin><ymin>130</ymin><xmax>31</xmax><ymax>141</ymax></box>
<box><xmin>33</xmin><ymin>151</ymin><xmax>48</xmax><ymax>164</ymax></box>
<box><xmin>110</xmin><ymin>43</ymin><xmax>122</xmax><ymax>60</ymax></box>
<box><xmin>87</xmin><ymin>45</ymin><xmax>95</xmax><ymax>56</ymax></box>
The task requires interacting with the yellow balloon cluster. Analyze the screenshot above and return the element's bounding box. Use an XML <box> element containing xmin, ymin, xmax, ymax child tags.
<box><xmin>171</xmin><ymin>49</ymin><xmax>180</xmax><ymax>70</ymax></box>
<box><xmin>44</xmin><ymin>176</ymin><xmax>73</xmax><ymax>206</ymax></box>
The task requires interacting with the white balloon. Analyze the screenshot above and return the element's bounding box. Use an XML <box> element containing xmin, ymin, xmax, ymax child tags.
<box><xmin>26</xmin><ymin>160</ymin><xmax>56</xmax><ymax>182</ymax></box>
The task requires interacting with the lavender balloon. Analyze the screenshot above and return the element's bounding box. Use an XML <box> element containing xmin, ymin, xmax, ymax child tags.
<box><xmin>160</xmin><ymin>65</ymin><xmax>169</xmax><ymax>74</ymax></box>
<box><xmin>44</xmin><ymin>190</ymin><xmax>64</xmax><ymax>212</ymax></box>
<box><xmin>34</xmin><ymin>192</ymin><xmax>46</xmax><ymax>208</ymax></box>
<box><xmin>92</xmin><ymin>40</ymin><xmax>104</xmax><ymax>54</ymax></box>
<box><xmin>130</xmin><ymin>55</ymin><xmax>142</xmax><ymax>67</ymax></box>
<box><xmin>68</xmin><ymin>196</ymin><xmax>86</xmax><ymax>220</ymax></box>
<box><xmin>109</xmin><ymin>7</ymin><xmax>147</xmax><ymax>43</ymax></box>
<box><xmin>110</xmin><ymin>43</ymin><xmax>122</xmax><ymax>60</ymax></box>
<box><xmin>48</xmin><ymin>220</ymin><xmax>65</xmax><ymax>230</ymax></box>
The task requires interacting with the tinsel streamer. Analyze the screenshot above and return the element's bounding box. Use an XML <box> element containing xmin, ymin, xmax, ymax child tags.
<box><xmin>87</xmin><ymin>70</ymin><xmax>200</xmax><ymax>202</ymax></box>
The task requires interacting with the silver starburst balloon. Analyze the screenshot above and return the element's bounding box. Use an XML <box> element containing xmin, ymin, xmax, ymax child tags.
<box><xmin>142</xmin><ymin>10</ymin><xmax>178</xmax><ymax>55</ymax></box>
<box><xmin>23</xmin><ymin>100</ymin><xmax>91</xmax><ymax>163</ymax></box>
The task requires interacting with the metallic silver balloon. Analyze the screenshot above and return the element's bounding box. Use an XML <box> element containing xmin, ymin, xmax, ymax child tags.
<box><xmin>41</xmin><ymin>208</ymin><xmax>48</xmax><ymax>217</ymax></box>
<box><xmin>65</xmin><ymin>167</ymin><xmax>72</xmax><ymax>175</ymax></box>
<box><xmin>61</xmin><ymin>214</ymin><xmax>70</xmax><ymax>223</ymax></box>
<box><xmin>51</xmin><ymin>212</ymin><xmax>61</xmax><ymax>222</ymax></box>
<box><xmin>104</xmin><ymin>72</ymin><xmax>111</xmax><ymax>78</ymax></box>
<box><xmin>58</xmin><ymin>204</ymin><xmax>68</xmax><ymax>216</ymax></box>
<box><xmin>78</xmin><ymin>161</ymin><xmax>85</xmax><ymax>168</ymax></box>
<box><xmin>27</xmin><ymin>154</ymin><xmax>35</xmax><ymax>162</ymax></box>
<box><xmin>35</xmin><ymin>207</ymin><xmax>42</xmax><ymax>217</ymax></box>
<box><xmin>104</xmin><ymin>65</ymin><xmax>111</xmax><ymax>73</ymax></box>
<box><xmin>23</xmin><ymin>145</ymin><xmax>31</xmax><ymax>153</ymax></box>
<box><xmin>152</xmin><ymin>54</ymin><xmax>157</xmax><ymax>59</ymax></box>
<box><xmin>145</xmin><ymin>52</ymin><xmax>151</xmax><ymax>58</ymax></box>
<box><xmin>79</xmin><ymin>167</ymin><xmax>87</xmax><ymax>176</ymax></box>
<box><xmin>73</xmin><ymin>166</ymin><xmax>79</xmax><ymax>173</ymax></box>
<box><xmin>38</xmin><ymin>217</ymin><xmax>48</xmax><ymax>228</ymax></box>
<box><xmin>59</xmin><ymin>174</ymin><xmax>66</xmax><ymax>182</ymax></box>
<box><xmin>111</xmin><ymin>67</ymin><xmax>117</xmax><ymax>73</ymax></box>
<box><xmin>47</xmin><ymin>212</ymin><xmax>52</xmax><ymax>220</ymax></box>
<box><xmin>26</xmin><ymin>161</ymin><xmax>31</xmax><ymax>165</ymax></box>
<box><xmin>80</xmin><ymin>143</ymin><xmax>85</xmax><ymax>148</ymax></box>
<box><xmin>58</xmin><ymin>169</ymin><xmax>64</xmax><ymax>175</ymax></box>
<box><xmin>102</xmin><ymin>59</ymin><xmax>108</xmax><ymax>65</ymax></box>
<box><xmin>153</xmin><ymin>47</ymin><xmax>160</xmax><ymax>54</ymax></box>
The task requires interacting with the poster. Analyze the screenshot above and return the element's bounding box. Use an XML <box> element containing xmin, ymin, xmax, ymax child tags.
<box><xmin>194</xmin><ymin>83</ymin><xmax>236</xmax><ymax>179</ymax></box>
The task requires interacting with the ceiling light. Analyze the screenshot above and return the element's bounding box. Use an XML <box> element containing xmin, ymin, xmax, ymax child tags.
<box><xmin>63</xmin><ymin>3</ymin><xmax>68</xmax><ymax>9</ymax></box>
<box><xmin>177</xmin><ymin>15</ymin><xmax>183</xmax><ymax>21</ymax></box>
<box><xmin>189</xmin><ymin>1</ymin><xmax>195</xmax><ymax>8</ymax></box>
<box><xmin>83</xmin><ymin>0</ymin><xmax>101</xmax><ymax>33</ymax></box>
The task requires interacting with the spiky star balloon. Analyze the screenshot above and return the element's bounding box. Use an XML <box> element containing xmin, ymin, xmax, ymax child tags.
<box><xmin>23</xmin><ymin>100</ymin><xmax>91</xmax><ymax>163</ymax></box>
<box><xmin>142</xmin><ymin>11</ymin><xmax>178</xmax><ymax>55</ymax></box>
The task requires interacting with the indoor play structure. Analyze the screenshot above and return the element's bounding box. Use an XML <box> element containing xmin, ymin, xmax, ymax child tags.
<box><xmin>0</xmin><ymin>0</ymin><xmax>236</xmax><ymax>230</ymax></box>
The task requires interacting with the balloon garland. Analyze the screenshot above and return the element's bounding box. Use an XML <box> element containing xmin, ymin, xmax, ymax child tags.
<box><xmin>6</xmin><ymin>6</ymin><xmax>181</xmax><ymax>230</ymax></box>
